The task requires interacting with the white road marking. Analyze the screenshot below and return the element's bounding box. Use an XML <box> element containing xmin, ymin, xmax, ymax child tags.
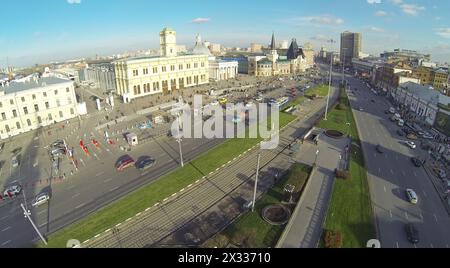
<box><xmin>72</xmin><ymin>193</ymin><xmax>80</xmax><ymax>199</ymax></box>
<box><xmin>1</xmin><ymin>226</ymin><xmax>11</xmax><ymax>232</ymax></box>
<box><xmin>405</xmin><ymin>212</ymin><xmax>409</xmax><ymax>220</ymax></box>
<box><xmin>434</xmin><ymin>214</ymin><xmax>438</xmax><ymax>222</ymax></box>
<box><xmin>38</xmin><ymin>222</ymin><xmax>47</xmax><ymax>228</ymax></box>
<box><xmin>37</xmin><ymin>210</ymin><xmax>46</xmax><ymax>216</ymax></box>
<box><xmin>378</xmin><ymin>167</ymin><xmax>381</xmax><ymax>174</ymax></box>
<box><xmin>389</xmin><ymin>210</ymin><xmax>393</xmax><ymax>218</ymax></box>
<box><xmin>413</xmin><ymin>244</ymin><xmax>417</xmax><ymax>248</ymax></box>
<box><xmin>384</xmin><ymin>186</ymin><xmax>387</xmax><ymax>192</ymax></box>
<box><xmin>419</xmin><ymin>212</ymin><xmax>423</xmax><ymax>221</ymax></box>
<box><xmin>1</xmin><ymin>240</ymin><xmax>11</xmax><ymax>246</ymax></box>
<box><xmin>75</xmin><ymin>203</ymin><xmax>86</xmax><ymax>209</ymax></box>
<box><xmin>446</xmin><ymin>244</ymin><xmax>449</xmax><ymax>248</ymax></box>
<box><xmin>430</xmin><ymin>243</ymin><xmax>434</xmax><ymax>248</ymax></box>
<box><xmin>396</xmin><ymin>241</ymin><xmax>399</xmax><ymax>248</ymax></box>
<box><xmin>109</xmin><ymin>186</ymin><xmax>119</xmax><ymax>192</ymax></box>
<box><xmin>390</xmin><ymin>169</ymin><xmax>394</xmax><ymax>175</ymax></box>
<box><xmin>0</xmin><ymin>215</ymin><xmax>9</xmax><ymax>221</ymax></box>
<box><xmin>95</xmin><ymin>171</ymin><xmax>104</xmax><ymax>177</ymax></box>
<box><xmin>103</xmin><ymin>178</ymin><xmax>113</xmax><ymax>183</ymax></box>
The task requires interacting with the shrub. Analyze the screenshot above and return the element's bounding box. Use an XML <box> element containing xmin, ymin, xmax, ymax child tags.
<box><xmin>324</xmin><ymin>229</ymin><xmax>343</xmax><ymax>248</ymax></box>
<box><xmin>335</xmin><ymin>169</ymin><xmax>351</xmax><ymax>180</ymax></box>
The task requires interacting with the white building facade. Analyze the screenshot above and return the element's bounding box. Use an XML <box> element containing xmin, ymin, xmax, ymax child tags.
<box><xmin>209</xmin><ymin>60</ymin><xmax>239</xmax><ymax>81</ymax></box>
<box><xmin>0</xmin><ymin>77</ymin><xmax>84</xmax><ymax>139</ymax></box>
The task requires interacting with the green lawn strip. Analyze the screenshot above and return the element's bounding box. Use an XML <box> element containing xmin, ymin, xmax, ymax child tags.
<box><xmin>318</xmin><ymin>88</ymin><xmax>375</xmax><ymax>247</ymax></box>
<box><xmin>40</xmin><ymin>110</ymin><xmax>297</xmax><ymax>247</ymax></box>
<box><xmin>304</xmin><ymin>85</ymin><xmax>329</xmax><ymax>98</ymax></box>
<box><xmin>220</xmin><ymin>163</ymin><xmax>312</xmax><ymax>247</ymax></box>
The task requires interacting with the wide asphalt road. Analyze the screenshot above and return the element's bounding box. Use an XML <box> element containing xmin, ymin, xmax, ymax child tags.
<box><xmin>347</xmin><ymin>76</ymin><xmax>450</xmax><ymax>248</ymax></box>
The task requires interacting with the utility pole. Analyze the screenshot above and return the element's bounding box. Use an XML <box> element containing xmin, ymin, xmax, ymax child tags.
<box><xmin>325</xmin><ymin>39</ymin><xmax>336</xmax><ymax>121</ymax></box>
<box><xmin>21</xmin><ymin>203</ymin><xmax>47</xmax><ymax>245</ymax></box>
<box><xmin>252</xmin><ymin>152</ymin><xmax>261</xmax><ymax>212</ymax></box>
<box><xmin>342</xmin><ymin>48</ymin><xmax>347</xmax><ymax>87</ymax></box>
<box><xmin>176</xmin><ymin>111</ymin><xmax>184</xmax><ymax>168</ymax></box>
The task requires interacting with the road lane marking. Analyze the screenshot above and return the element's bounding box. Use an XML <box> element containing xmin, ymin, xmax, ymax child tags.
<box><xmin>405</xmin><ymin>212</ymin><xmax>409</xmax><ymax>220</ymax></box>
<box><xmin>430</xmin><ymin>243</ymin><xmax>434</xmax><ymax>248</ymax></box>
<box><xmin>75</xmin><ymin>203</ymin><xmax>86</xmax><ymax>209</ymax></box>
<box><xmin>103</xmin><ymin>178</ymin><xmax>113</xmax><ymax>183</ymax></box>
<box><xmin>396</xmin><ymin>242</ymin><xmax>399</xmax><ymax>248</ymax></box>
<box><xmin>413</xmin><ymin>172</ymin><xmax>417</xmax><ymax>177</ymax></box>
<box><xmin>378</xmin><ymin>168</ymin><xmax>381</xmax><ymax>174</ymax></box>
<box><xmin>434</xmin><ymin>214</ymin><xmax>438</xmax><ymax>222</ymax></box>
<box><xmin>1</xmin><ymin>226</ymin><xmax>11</xmax><ymax>232</ymax></box>
<box><xmin>1</xmin><ymin>240</ymin><xmax>11</xmax><ymax>246</ymax></box>
<box><xmin>389</xmin><ymin>210</ymin><xmax>392</xmax><ymax>218</ymax></box>
<box><xmin>0</xmin><ymin>215</ymin><xmax>9</xmax><ymax>221</ymax></box>
<box><xmin>95</xmin><ymin>171</ymin><xmax>104</xmax><ymax>177</ymax></box>
<box><xmin>390</xmin><ymin>169</ymin><xmax>394</xmax><ymax>175</ymax></box>
<box><xmin>38</xmin><ymin>222</ymin><xmax>47</xmax><ymax>228</ymax></box>
<box><xmin>384</xmin><ymin>186</ymin><xmax>387</xmax><ymax>192</ymax></box>
<box><xmin>37</xmin><ymin>210</ymin><xmax>46</xmax><ymax>216</ymax></box>
<box><xmin>72</xmin><ymin>193</ymin><xmax>80</xmax><ymax>199</ymax></box>
<box><xmin>446</xmin><ymin>244</ymin><xmax>449</xmax><ymax>248</ymax></box>
<box><xmin>109</xmin><ymin>186</ymin><xmax>119</xmax><ymax>192</ymax></box>
<box><xmin>413</xmin><ymin>244</ymin><xmax>417</xmax><ymax>248</ymax></box>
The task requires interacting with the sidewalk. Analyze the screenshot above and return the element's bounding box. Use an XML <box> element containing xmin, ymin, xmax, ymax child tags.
<box><xmin>276</xmin><ymin>130</ymin><xmax>351</xmax><ymax>248</ymax></box>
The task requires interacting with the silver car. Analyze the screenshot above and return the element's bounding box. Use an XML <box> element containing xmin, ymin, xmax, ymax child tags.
<box><xmin>11</xmin><ymin>156</ymin><xmax>19</xmax><ymax>167</ymax></box>
<box><xmin>406</xmin><ymin>189</ymin><xmax>418</xmax><ymax>204</ymax></box>
<box><xmin>31</xmin><ymin>193</ymin><xmax>50</xmax><ymax>207</ymax></box>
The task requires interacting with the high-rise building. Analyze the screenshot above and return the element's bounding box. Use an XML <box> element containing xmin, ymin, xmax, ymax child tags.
<box><xmin>340</xmin><ymin>31</ymin><xmax>362</xmax><ymax>66</ymax></box>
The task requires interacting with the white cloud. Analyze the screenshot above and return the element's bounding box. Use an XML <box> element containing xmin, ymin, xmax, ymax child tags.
<box><xmin>295</xmin><ymin>15</ymin><xmax>344</xmax><ymax>25</ymax></box>
<box><xmin>369</xmin><ymin>26</ymin><xmax>385</xmax><ymax>32</ymax></box>
<box><xmin>400</xmin><ymin>4</ymin><xmax>425</xmax><ymax>16</ymax></box>
<box><xmin>375</xmin><ymin>10</ymin><xmax>387</xmax><ymax>16</ymax></box>
<box><xmin>67</xmin><ymin>0</ymin><xmax>81</xmax><ymax>4</ymax></box>
<box><xmin>435</xmin><ymin>28</ymin><xmax>450</xmax><ymax>38</ymax></box>
<box><xmin>191</xmin><ymin>18</ymin><xmax>211</xmax><ymax>24</ymax></box>
<box><xmin>367</xmin><ymin>0</ymin><xmax>382</xmax><ymax>4</ymax></box>
<box><xmin>310</xmin><ymin>34</ymin><xmax>330</xmax><ymax>42</ymax></box>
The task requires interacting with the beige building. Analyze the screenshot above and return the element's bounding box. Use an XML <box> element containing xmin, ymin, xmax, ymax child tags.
<box><xmin>114</xmin><ymin>28</ymin><xmax>209</xmax><ymax>101</ymax></box>
<box><xmin>0</xmin><ymin>76</ymin><xmax>84</xmax><ymax>139</ymax></box>
<box><xmin>250</xmin><ymin>43</ymin><xmax>263</xmax><ymax>53</ymax></box>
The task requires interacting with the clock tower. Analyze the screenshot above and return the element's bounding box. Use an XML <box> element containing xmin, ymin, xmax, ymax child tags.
<box><xmin>160</xmin><ymin>27</ymin><xmax>177</xmax><ymax>57</ymax></box>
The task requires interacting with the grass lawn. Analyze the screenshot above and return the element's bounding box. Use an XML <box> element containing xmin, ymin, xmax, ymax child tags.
<box><xmin>213</xmin><ymin>163</ymin><xmax>312</xmax><ymax>248</ymax></box>
<box><xmin>317</xmin><ymin>88</ymin><xmax>375</xmax><ymax>248</ymax></box>
<box><xmin>304</xmin><ymin>85</ymin><xmax>329</xmax><ymax>98</ymax></box>
<box><xmin>40</xmin><ymin>110</ymin><xmax>297</xmax><ymax>247</ymax></box>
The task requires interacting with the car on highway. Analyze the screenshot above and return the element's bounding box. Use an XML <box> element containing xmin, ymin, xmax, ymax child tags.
<box><xmin>11</xmin><ymin>155</ymin><xmax>19</xmax><ymax>168</ymax></box>
<box><xmin>50</xmin><ymin>148</ymin><xmax>66</xmax><ymax>157</ymax></box>
<box><xmin>3</xmin><ymin>184</ymin><xmax>22</xmax><ymax>197</ymax></box>
<box><xmin>31</xmin><ymin>192</ymin><xmax>50</xmax><ymax>207</ymax></box>
<box><xmin>397</xmin><ymin>129</ymin><xmax>405</xmax><ymax>136</ymax></box>
<box><xmin>375</xmin><ymin>144</ymin><xmax>384</xmax><ymax>153</ymax></box>
<box><xmin>421</xmin><ymin>133</ymin><xmax>434</xmax><ymax>140</ymax></box>
<box><xmin>116</xmin><ymin>155</ymin><xmax>135</xmax><ymax>171</ymax></box>
<box><xmin>136</xmin><ymin>156</ymin><xmax>156</xmax><ymax>170</ymax></box>
<box><xmin>403</xmin><ymin>141</ymin><xmax>416</xmax><ymax>149</ymax></box>
<box><xmin>405</xmin><ymin>223</ymin><xmax>419</xmax><ymax>244</ymax></box>
<box><xmin>411</xmin><ymin>157</ymin><xmax>422</xmax><ymax>167</ymax></box>
<box><xmin>358</xmin><ymin>107</ymin><xmax>364</xmax><ymax>111</ymax></box>
<box><xmin>406</xmin><ymin>189</ymin><xmax>418</xmax><ymax>204</ymax></box>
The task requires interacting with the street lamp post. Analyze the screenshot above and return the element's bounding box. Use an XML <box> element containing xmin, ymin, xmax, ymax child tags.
<box><xmin>177</xmin><ymin>137</ymin><xmax>184</xmax><ymax>168</ymax></box>
<box><xmin>20</xmin><ymin>203</ymin><xmax>47</xmax><ymax>245</ymax></box>
<box><xmin>252</xmin><ymin>152</ymin><xmax>261</xmax><ymax>212</ymax></box>
<box><xmin>314</xmin><ymin>149</ymin><xmax>320</xmax><ymax>167</ymax></box>
<box><xmin>342</xmin><ymin>48</ymin><xmax>348</xmax><ymax>87</ymax></box>
<box><xmin>325</xmin><ymin>39</ymin><xmax>336</xmax><ymax>121</ymax></box>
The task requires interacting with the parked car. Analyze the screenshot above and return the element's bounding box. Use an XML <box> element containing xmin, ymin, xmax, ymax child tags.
<box><xmin>422</xmin><ymin>134</ymin><xmax>434</xmax><ymax>140</ymax></box>
<box><xmin>31</xmin><ymin>192</ymin><xmax>50</xmax><ymax>207</ymax></box>
<box><xmin>11</xmin><ymin>156</ymin><xmax>19</xmax><ymax>168</ymax></box>
<box><xmin>136</xmin><ymin>156</ymin><xmax>156</xmax><ymax>170</ymax></box>
<box><xmin>375</xmin><ymin>144</ymin><xmax>384</xmax><ymax>153</ymax></box>
<box><xmin>50</xmin><ymin>148</ymin><xmax>66</xmax><ymax>157</ymax></box>
<box><xmin>397</xmin><ymin>129</ymin><xmax>405</xmax><ymax>136</ymax></box>
<box><xmin>116</xmin><ymin>155</ymin><xmax>135</xmax><ymax>171</ymax></box>
<box><xmin>3</xmin><ymin>184</ymin><xmax>22</xmax><ymax>197</ymax></box>
<box><xmin>411</xmin><ymin>157</ymin><xmax>422</xmax><ymax>167</ymax></box>
<box><xmin>404</xmin><ymin>141</ymin><xmax>416</xmax><ymax>149</ymax></box>
<box><xmin>406</xmin><ymin>188</ymin><xmax>418</xmax><ymax>204</ymax></box>
<box><xmin>405</xmin><ymin>223</ymin><xmax>419</xmax><ymax>244</ymax></box>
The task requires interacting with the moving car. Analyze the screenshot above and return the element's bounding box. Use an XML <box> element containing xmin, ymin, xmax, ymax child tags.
<box><xmin>406</xmin><ymin>189</ymin><xmax>418</xmax><ymax>204</ymax></box>
<box><xmin>116</xmin><ymin>155</ymin><xmax>135</xmax><ymax>171</ymax></box>
<box><xmin>389</xmin><ymin>107</ymin><xmax>396</xmax><ymax>114</ymax></box>
<box><xmin>411</xmin><ymin>157</ymin><xmax>422</xmax><ymax>167</ymax></box>
<box><xmin>31</xmin><ymin>192</ymin><xmax>50</xmax><ymax>207</ymax></box>
<box><xmin>404</xmin><ymin>141</ymin><xmax>416</xmax><ymax>149</ymax></box>
<box><xmin>11</xmin><ymin>156</ymin><xmax>19</xmax><ymax>168</ymax></box>
<box><xmin>3</xmin><ymin>184</ymin><xmax>22</xmax><ymax>197</ymax></box>
<box><xmin>375</xmin><ymin>144</ymin><xmax>384</xmax><ymax>153</ymax></box>
<box><xmin>405</xmin><ymin>223</ymin><xmax>419</xmax><ymax>244</ymax></box>
<box><xmin>136</xmin><ymin>156</ymin><xmax>156</xmax><ymax>170</ymax></box>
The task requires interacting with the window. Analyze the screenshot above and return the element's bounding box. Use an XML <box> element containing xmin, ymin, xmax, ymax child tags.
<box><xmin>10</xmin><ymin>99</ymin><xmax>13</xmax><ymax>105</ymax></box>
<box><xmin>133</xmin><ymin>70</ymin><xmax>139</xmax><ymax>76</ymax></box>
<box><xmin>32</xmin><ymin>94</ymin><xmax>36</xmax><ymax>100</ymax></box>
<box><xmin>54</xmin><ymin>90</ymin><xmax>58</xmax><ymax>95</ymax></box>
<box><xmin>45</xmin><ymin>102</ymin><xmax>50</xmax><ymax>109</ymax></box>
<box><xmin>201</xmin><ymin>62</ymin><xmax>205</xmax><ymax>67</ymax></box>
<box><xmin>133</xmin><ymin>85</ymin><xmax>141</xmax><ymax>95</ymax></box>
<box><xmin>162</xmin><ymin>66</ymin><xmax>167</xmax><ymax>72</ymax></box>
<box><xmin>59</xmin><ymin>111</ymin><xmax>63</xmax><ymax>118</ymax></box>
<box><xmin>23</xmin><ymin>107</ymin><xmax>28</xmax><ymax>115</ymax></box>
<box><xmin>43</xmin><ymin>92</ymin><xmax>47</xmax><ymax>97</ymax></box>
<box><xmin>5</xmin><ymin>125</ymin><xmax>10</xmax><ymax>133</ymax></box>
<box><xmin>1</xmin><ymin>113</ymin><xmax>6</xmax><ymax>120</ymax></box>
<box><xmin>179</xmin><ymin>64</ymin><xmax>183</xmax><ymax>70</ymax></box>
<box><xmin>56</xmin><ymin>100</ymin><xmax>61</xmax><ymax>107</ymax></box>
<box><xmin>21</xmin><ymin>97</ymin><xmax>25</xmax><ymax>102</ymax></box>
<box><xmin>70</xmin><ymin>108</ymin><xmax>74</xmax><ymax>115</ymax></box>
<box><xmin>12</xmin><ymin>110</ymin><xmax>17</xmax><ymax>118</ymax></box>
<box><xmin>153</xmin><ymin>67</ymin><xmax>158</xmax><ymax>73</ymax></box>
<box><xmin>27</xmin><ymin>119</ymin><xmax>31</xmax><ymax>126</ymax></box>
<box><xmin>170</xmin><ymin>65</ymin><xmax>175</xmax><ymax>71</ymax></box>
<box><xmin>48</xmin><ymin>113</ymin><xmax>52</xmax><ymax>121</ymax></box>
<box><xmin>34</xmin><ymin>104</ymin><xmax>39</xmax><ymax>112</ymax></box>
<box><xmin>66</xmin><ymin>87</ymin><xmax>70</xmax><ymax>93</ymax></box>
<box><xmin>187</xmin><ymin>63</ymin><xmax>191</xmax><ymax>69</ymax></box>
<box><xmin>153</xmin><ymin>82</ymin><xmax>159</xmax><ymax>91</ymax></box>
<box><xmin>68</xmin><ymin>97</ymin><xmax>72</xmax><ymax>104</ymax></box>
<box><xmin>143</xmin><ymin>68</ymin><xmax>149</xmax><ymax>75</ymax></box>
<box><xmin>37</xmin><ymin>116</ymin><xmax>42</xmax><ymax>124</ymax></box>
<box><xmin>16</xmin><ymin>122</ymin><xmax>21</xmax><ymax>129</ymax></box>
<box><xmin>0</xmin><ymin>102</ymin><xmax>2</xmax><ymax>107</ymax></box>
<box><xmin>194</xmin><ymin>63</ymin><xmax>198</xmax><ymax>68</ymax></box>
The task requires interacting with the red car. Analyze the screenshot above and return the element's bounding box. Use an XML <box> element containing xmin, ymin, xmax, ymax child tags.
<box><xmin>116</xmin><ymin>155</ymin><xmax>135</xmax><ymax>171</ymax></box>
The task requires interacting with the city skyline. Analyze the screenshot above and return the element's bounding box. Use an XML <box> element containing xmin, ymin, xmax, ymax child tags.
<box><xmin>1</xmin><ymin>0</ymin><xmax>450</xmax><ymax>68</ymax></box>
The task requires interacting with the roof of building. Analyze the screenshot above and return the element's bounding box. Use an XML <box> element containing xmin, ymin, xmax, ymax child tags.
<box><xmin>0</xmin><ymin>76</ymin><xmax>72</xmax><ymax>95</ymax></box>
<box><xmin>287</xmin><ymin>38</ymin><xmax>300</xmax><ymax>60</ymax></box>
<box><xmin>270</xmin><ymin>32</ymin><xmax>276</xmax><ymax>50</ymax></box>
<box><xmin>399</xmin><ymin>81</ymin><xmax>450</xmax><ymax>106</ymax></box>
<box><xmin>192</xmin><ymin>34</ymin><xmax>212</xmax><ymax>56</ymax></box>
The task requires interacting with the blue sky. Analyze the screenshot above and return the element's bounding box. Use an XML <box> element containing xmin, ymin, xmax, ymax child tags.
<box><xmin>0</xmin><ymin>0</ymin><xmax>449</xmax><ymax>67</ymax></box>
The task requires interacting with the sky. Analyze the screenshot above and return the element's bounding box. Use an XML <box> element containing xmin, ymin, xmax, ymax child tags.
<box><xmin>0</xmin><ymin>0</ymin><xmax>449</xmax><ymax>68</ymax></box>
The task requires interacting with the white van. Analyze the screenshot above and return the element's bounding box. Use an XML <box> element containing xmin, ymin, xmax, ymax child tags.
<box><xmin>398</xmin><ymin>119</ymin><xmax>405</xmax><ymax>127</ymax></box>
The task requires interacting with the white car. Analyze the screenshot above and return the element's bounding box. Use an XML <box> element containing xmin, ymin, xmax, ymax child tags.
<box><xmin>11</xmin><ymin>156</ymin><xmax>19</xmax><ymax>168</ymax></box>
<box><xmin>406</xmin><ymin>189</ymin><xmax>418</xmax><ymax>204</ymax></box>
<box><xmin>405</xmin><ymin>141</ymin><xmax>416</xmax><ymax>149</ymax></box>
<box><xmin>210</xmin><ymin>100</ymin><xmax>219</xmax><ymax>106</ymax></box>
<box><xmin>31</xmin><ymin>193</ymin><xmax>50</xmax><ymax>207</ymax></box>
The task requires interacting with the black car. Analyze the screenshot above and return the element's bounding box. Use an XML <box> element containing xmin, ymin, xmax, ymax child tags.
<box><xmin>375</xmin><ymin>144</ymin><xmax>384</xmax><ymax>153</ymax></box>
<box><xmin>384</xmin><ymin>110</ymin><xmax>390</xmax><ymax>114</ymax></box>
<box><xmin>136</xmin><ymin>156</ymin><xmax>156</xmax><ymax>170</ymax></box>
<box><xmin>397</xmin><ymin>129</ymin><xmax>405</xmax><ymax>136</ymax></box>
<box><xmin>405</xmin><ymin>223</ymin><xmax>419</xmax><ymax>244</ymax></box>
<box><xmin>411</xmin><ymin>157</ymin><xmax>422</xmax><ymax>167</ymax></box>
